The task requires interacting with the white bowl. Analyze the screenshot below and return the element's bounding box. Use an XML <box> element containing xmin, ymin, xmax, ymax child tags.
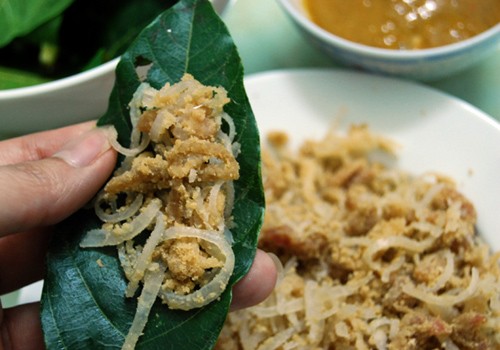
<box><xmin>276</xmin><ymin>0</ymin><xmax>500</xmax><ymax>82</ymax></box>
<box><xmin>0</xmin><ymin>59</ymin><xmax>118</xmax><ymax>137</ymax></box>
<box><xmin>0</xmin><ymin>0</ymin><xmax>230</xmax><ymax>137</ymax></box>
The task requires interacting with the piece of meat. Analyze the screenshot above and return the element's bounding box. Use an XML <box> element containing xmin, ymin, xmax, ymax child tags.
<box><xmin>451</xmin><ymin>312</ymin><xmax>491</xmax><ymax>350</ymax></box>
<box><xmin>390</xmin><ymin>311</ymin><xmax>452</xmax><ymax>350</ymax></box>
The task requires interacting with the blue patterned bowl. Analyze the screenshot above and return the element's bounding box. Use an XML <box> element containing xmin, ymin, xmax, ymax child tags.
<box><xmin>276</xmin><ymin>0</ymin><xmax>500</xmax><ymax>81</ymax></box>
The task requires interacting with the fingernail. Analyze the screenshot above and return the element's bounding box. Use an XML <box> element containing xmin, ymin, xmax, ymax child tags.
<box><xmin>266</xmin><ymin>252</ymin><xmax>284</xmax><ymax>287</ymax></box>
<box><xmin>53</xmin><ymin>127</ymin><xmax>112</xmax><ymax>167</ymax></box>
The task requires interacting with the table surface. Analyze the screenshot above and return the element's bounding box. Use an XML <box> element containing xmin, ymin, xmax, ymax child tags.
<box><xmin>223</xmin><ymin>0</ymin><xmax>500</xmax><ymax>122</ymax></box>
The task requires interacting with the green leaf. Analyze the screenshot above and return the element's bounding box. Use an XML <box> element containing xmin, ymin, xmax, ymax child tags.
<box><xmin>40</xmin><ymin>1</ymin><xmax>264</xmax><ymax>349</ymax></box>
<box><xmin>0</xmin><ymin>0</ymin><xmax>175</xmax><ymax>88</ymax></box>
<box><xmin>55</xmin><ymin>0</ymin><xmax>177</xmax><ymax>73</ymax></box>
<box><xmin>0</xmin><ymin>65</ymin><xmax>50</xmax><ymax>89</ymax></box>
<box><xmin>0</xmin><ymin>0</ymin><xmax>73</xmax><ymax>47</ymax></box>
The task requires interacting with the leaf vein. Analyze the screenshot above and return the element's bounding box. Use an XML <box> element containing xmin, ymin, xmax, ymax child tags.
<box><xmin>46</xmin><ymin>279</ymin><xmax>69</xmax><ymax>350</ymax></box>
<box><xmin>70</xmin><ymin>252</ymin><xmax>127</xmax><ymax>339</ymax></box>
<box><xmin>140</xmin><ymin>309</ymin><xmax>205</xmax><ymax>345</ymax></box>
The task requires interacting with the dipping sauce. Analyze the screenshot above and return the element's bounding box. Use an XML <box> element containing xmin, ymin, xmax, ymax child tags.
<box><xmin>302</xmin><ymin>0</ymin><xmax>500</xmax><ymax>49</ymax></box>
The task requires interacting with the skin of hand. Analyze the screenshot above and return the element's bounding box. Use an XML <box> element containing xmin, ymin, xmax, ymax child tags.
<box><xmin>0</xmin><ymin>121</ymin><xmax>277</xmax><ymax>350</ymax></box>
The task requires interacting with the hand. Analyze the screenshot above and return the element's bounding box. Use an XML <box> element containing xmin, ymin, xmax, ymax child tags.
<box><xmin>0</xmin><ymin>122</ymin><xmax>276</xmax><ymax>349</ymax></box>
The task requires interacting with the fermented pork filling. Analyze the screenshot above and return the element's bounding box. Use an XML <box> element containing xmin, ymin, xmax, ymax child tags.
<box><xmin>80</xmin><ymin>74</ymin><xmax>240</xmax><ymax>350</ymax></box>
<box><xmin>217</xmin><ymin>126</ymin><xmax>500</xmax><ymax>350</ymax></box>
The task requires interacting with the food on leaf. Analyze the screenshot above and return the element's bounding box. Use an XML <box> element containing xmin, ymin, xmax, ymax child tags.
<box><xmin>81</xmin><ymin>74</ymin><xmax>239</xmax><ymax>348</ymax></box>
<box><xmin>40</xmin><ymin>1</ymin><xmax>264</xmax><ymax>349</ymax></box>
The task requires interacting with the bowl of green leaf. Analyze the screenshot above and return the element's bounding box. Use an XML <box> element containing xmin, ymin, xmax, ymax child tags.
<box><xmin>0</xmin><ymin>0</ymin><xmax>230</xmax><ymax>137</ymax></box>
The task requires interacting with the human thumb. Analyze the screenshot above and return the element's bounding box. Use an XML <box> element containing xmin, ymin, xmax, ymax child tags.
<box><xmin>0</xmin><ymin>127</ymin><xmax>117</xmax><ymax>236</ymax></box>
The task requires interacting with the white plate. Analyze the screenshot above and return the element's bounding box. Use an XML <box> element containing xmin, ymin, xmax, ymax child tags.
<box><xmin>244</xmin><ymin>69</ymin><xmax>500</xmax><ymax>250</ymax></box>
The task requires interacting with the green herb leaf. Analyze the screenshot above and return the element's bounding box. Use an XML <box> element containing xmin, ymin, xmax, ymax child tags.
<box><xmin>0</xmin><ymin>65</ymin><xmax>50</xmax><ymax>89</ymax></box>
<box><xmin>40</xmin><ymin>1</ymin><xmax>264</xmax><ymax>349</ymax></box>
<box><xmin>0</xmin><ymin>0</ymin><xmax>73</xmax><ymax>47</ymax></box>
<box><xmin>55</xmin><ymin>0</ymin><xmax>177</xmax><ymax>73</ymax></box>
<box><xmin>0</xmin><ymin>0</ymin><xmax>175</xmax><ymax>88</ymax></box>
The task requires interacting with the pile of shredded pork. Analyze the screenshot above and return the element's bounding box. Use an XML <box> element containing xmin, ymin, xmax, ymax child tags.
<box><xmin>80</xmin><ymin>74</ymin><xmax>240</xmax><ymax>350</ymax></box>
<box><xmin>217</xmin><ymin>126</ymin><xmax>500</xmax><ymax>350</ymax></box>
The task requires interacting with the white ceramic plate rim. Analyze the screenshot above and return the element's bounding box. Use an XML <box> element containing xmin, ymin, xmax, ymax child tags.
<box><xmin>244</xmin><ymin>68</ymin><xmax>500</xmax><ymax>250</ymax></box>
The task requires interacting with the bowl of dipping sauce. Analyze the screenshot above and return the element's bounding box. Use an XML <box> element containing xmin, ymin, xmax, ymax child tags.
<box><xmin>276</xmin><ymin>0</ymin><xmax>500</xmax><ymax>81</ymax></box>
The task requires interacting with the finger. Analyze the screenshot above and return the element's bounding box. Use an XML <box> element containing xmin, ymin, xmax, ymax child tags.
<box><xmin>0</xmin><ymin>228</ymin><xmax>51</xmax><ymax>295</ymax></box>
<box><xmin>0</xmin><ymin>127</ymin><xmax>117</xmax><ymax>237</ymax></box>
<box><xmin>0</xmin><ymin>302</ymin><xmax>43</xmax><ymax>350</ymax></box>
<box><xmin>0</xmin><ymin>121</ymin><xmax>96</xmax><ymax>166</ymax></box>
<box><xmin>230</xmin><ymin>249</ymin><xmax>279</xmax><ymax>311</ymax></box>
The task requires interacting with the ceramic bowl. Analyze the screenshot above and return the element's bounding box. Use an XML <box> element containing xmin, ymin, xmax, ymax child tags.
<box><xmin>276</xmin><ymin>0</ymin><xmax>500</xmax><ymax>82</ymax></box>
<box><xmin>0</xmin><ymin>0</ymin><xmax>231</xmax><ymax>137</ymax></box>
